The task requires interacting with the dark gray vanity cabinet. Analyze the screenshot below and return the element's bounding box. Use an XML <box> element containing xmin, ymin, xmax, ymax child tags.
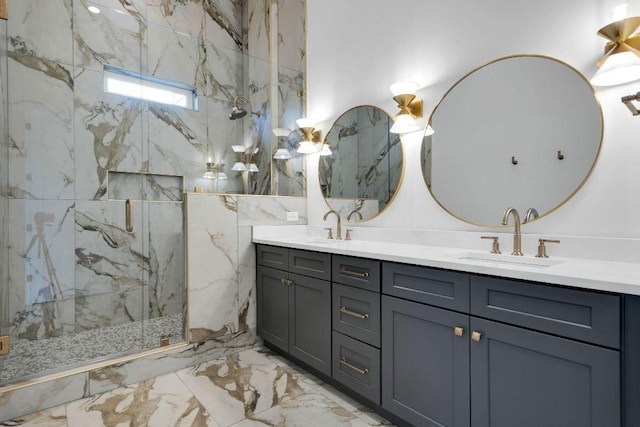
<box><xmin>257</xmin><ymin>245</ymin><xmax>626</xmax><ymax>426</ymax></box>
<box><xmin>381</xmin><ymin>262</ymin><xmax>621</xmax><ymax>427</ymax></box>
<box><xmin>331</xmin><ymin>255</ymin><xmax>382</xmax><ymax>404</ymax></box>
<box><xmin>382</xmin><ymin>295</ymin><xmax>470</xmax><ymax>427</ymax></box>
<box><xmin>256</xmin><ymin>245</ymin><xmax>332</xmax><ymax>376</ymax></box>
<box><xmin>470</xmin><ymin>317</ymin><xmax>620</xmax><ymax>427</ymax></box>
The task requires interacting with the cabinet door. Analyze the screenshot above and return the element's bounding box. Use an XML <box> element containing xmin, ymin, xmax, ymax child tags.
<box><xmin>288</xmin><ymin>273</ymin><xmax>332</xmax><ymax>375</ymax></box>
<box><xmin>470</xmin><ymin>317</ymin><xmax>620</xmax><ymax>427</ymax></box>
<box><xmin>256</xmin><ymin>265</ymin><xmax>289</xmax><ymax>352</ymax></box>
<box><xmin>382</xmin><ymin>296</ymin><xmax>470</xmax><ymax>427</ymax></box>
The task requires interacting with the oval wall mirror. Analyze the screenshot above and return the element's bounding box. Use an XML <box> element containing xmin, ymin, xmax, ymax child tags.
<box><xmin>319</xmin><ymin>105</ymin><xmax>403</xmax><ymax>221</ymax></box>
<box><xmin>422</xmin><ymin>55</ymin><xmax>603</xmax><ymax>226</ymax></box>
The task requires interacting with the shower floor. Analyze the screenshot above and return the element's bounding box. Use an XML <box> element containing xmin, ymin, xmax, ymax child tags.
<box><xmin>0</xmin><ymin>313</ymin><xmax>184</xmax><ymax>384</ymax></box>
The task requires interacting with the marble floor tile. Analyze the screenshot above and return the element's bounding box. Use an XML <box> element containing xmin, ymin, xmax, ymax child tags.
<box><xmin>232</xmin><ymin>391</ymin><xmax>370</xmax><ymax>427</ymax></box>
<box><xmin>0</xmin><ymin>405</ymin><xmax>68</xmax><ymax>426</ymax></box>
<box><xmin>6</xmin><ymin>347</ymin><xmax>393</xmax><ymax>427</ymax></box>
<box><xmin>176</xmin><ymin>348</ymin><xmax>318</xmax><ymax>427</ymax></box>
<box><xmin>65</xmin><ymin>372</ymin><xmax>216</xmax><ymax>427</ymax></box>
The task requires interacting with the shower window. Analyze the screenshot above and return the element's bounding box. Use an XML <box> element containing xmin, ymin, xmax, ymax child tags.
<box><xmin>103</xmin><ymin>66</ymin><xmax>198</xmax><ymax>111</ymax></box>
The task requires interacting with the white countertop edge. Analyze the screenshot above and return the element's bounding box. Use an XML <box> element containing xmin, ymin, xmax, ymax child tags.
<box><xmin>252</xmin><ymin>236</ymin><xmax>640</xmax><ymax>296</ymax></box>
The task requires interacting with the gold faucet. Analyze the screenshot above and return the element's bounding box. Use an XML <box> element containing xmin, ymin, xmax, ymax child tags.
<box><xmin>501</xmin><ymin>207</ymin><xmax>523</xmax><ymax>256</ymax></box>
<box><xmin>523</xmin><ymin>208</ymin><xmax>539</xmax><ymax>224</ymax></box>
<box><xmin>347</xmin><ymin>209</ymin><xmax>363</xmax><ymax>221</ymax></box>
<box><xmin>323</xmin><ymin>210</ymin><xmax>342</xmax><ymax>240</ymax></box>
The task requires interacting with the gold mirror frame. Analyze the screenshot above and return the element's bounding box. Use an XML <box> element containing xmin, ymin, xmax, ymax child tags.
<box><xmin>421</xmin><ymin>54</ymin><xmax>603</xmax><ymax>227</ymax></box>
<box><xmin>319</xmin><ymin>105</ymin><xmax>405</xmax><ymax>222</ymax></box>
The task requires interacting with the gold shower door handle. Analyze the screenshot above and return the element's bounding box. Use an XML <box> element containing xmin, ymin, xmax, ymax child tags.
<box><xmin>125</xmin><ymin>199</ymin><xmax>133</xmax><ymax>232</ymax></box>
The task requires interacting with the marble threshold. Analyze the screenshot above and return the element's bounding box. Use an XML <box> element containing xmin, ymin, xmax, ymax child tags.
<box><xmin>1</xmin><ymin>347</ymin><xmax>392</xmax><ymax>427</ymax></box>
<box><xmin>252</xmin><ymin>225</ymin><xmax>640</xmax><ymax>296</ymax></box>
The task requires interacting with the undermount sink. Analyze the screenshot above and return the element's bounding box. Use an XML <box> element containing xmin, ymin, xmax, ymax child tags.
<box><xmin>457</xmin><ymin>252</ymin><xmax>563</xmax><ymax>268</ymax></box>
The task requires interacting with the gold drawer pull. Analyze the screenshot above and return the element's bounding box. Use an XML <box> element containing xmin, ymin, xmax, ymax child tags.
<box><xmin>340</xmin><ymin>357</ymin><xmax>369</xmax><ymax>375</ymax></box>
<box><xmin>340</xmin><ymin>307</ymin><xmax>369</xmax><ymax>320</ymax></box>
<box><xmin>339</xmin><ymin>268</ymin><xmax>369</xmax><ymax>278</ymax></box>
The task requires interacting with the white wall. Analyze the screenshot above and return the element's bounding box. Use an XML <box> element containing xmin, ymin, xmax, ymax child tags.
<box><xmin>306</xmin><ymin>0</ymin><xmax>640</xmax><ymax>240</ymax></box>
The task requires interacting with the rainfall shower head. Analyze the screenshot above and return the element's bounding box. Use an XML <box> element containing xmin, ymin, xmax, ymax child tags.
<box><xmin>229</xmin><ymin>106</ymin><xmax>248</xmax><ymax>120</ymax></box>
<box><xmin>229</xmin><ymin>95</ymin><xmax>261</xmax><ymax>120</ymax></box>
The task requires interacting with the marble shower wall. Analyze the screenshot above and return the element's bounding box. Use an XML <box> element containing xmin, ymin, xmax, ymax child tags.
<box><xmin>186</xmin><ymin>193</ymin><xmax>307</xmax><ymax>343</ymax></box>
<box><xmin>242</xmin><ymin>0</ymin><xmax>306</xmax><ymax>196</ymax></box>
<box><xmin>0</xmin><ymin>18</ymin><xmax>8</xmax><ymax>346</ymax></box>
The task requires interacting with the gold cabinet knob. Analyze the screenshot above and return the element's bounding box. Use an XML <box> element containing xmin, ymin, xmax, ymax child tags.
<box><xmin>454</xmin><ymin>327</ymin><xmax>464</xmax><ymax>337</ymax></box>
<box><xmin>471</xmin><ymin>331</ymin><xmax>482</xmax><ymax>342</ymax></box>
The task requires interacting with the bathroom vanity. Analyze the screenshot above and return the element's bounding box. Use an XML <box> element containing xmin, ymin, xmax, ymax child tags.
<box><xmin>254</xmin><ymin>229</ymin><xmax>640</xmax><ymax>427</ymax></box>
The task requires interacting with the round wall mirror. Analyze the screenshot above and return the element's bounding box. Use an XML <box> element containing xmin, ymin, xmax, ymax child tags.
<box><xmin>422</xmin><ymin>55</ymin><xmax>603</xmax><ymax>226</ymax></box>
<box><xmin>319</xmin><ymin>105</ymin><xmax>403</xmax><ymax>221</ymax></box>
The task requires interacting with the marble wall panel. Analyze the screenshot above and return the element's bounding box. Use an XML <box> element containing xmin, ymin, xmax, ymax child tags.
<box><xmin>237</xmin><ymin>226</ymin><xmax>255</xmax><ymax>330</ymax></box>
<box><xmin>276</xmin><ymin>0</ymin><xmax>305</xmax><ymax>73</ymax></box>
<box><xmin>147</xmin><ymin>100</ymin><xmax>208</xmax><ymax>195</ymax></box>
<box><xmin>147</xmin><ymin>0</ymin><xmax>205</xmax><ymax>39</ymax></box>
<box><xmin>7</xmin><ymin>0</ymin><xmax>73</xmax><ymax>66</ymax></box>
<box><xmin>0</xmin><ymin>19</ymin><xmax>8</xmax><ymax>341</ymax></box>
<box><xmin>245</xmin><ymin>0</ymin><xmax>271</xmax><ymax>64</ymax></box>
<box><xmin>204</xmin><ymin>40</ymin><xmax>243</xmax><ymax>101</ymax></box>
<box><xmin>147</xmin><ymin>202</ymin><xmax>184</xmax><ymax>319</ymax></box>
<box><xmin>144</xmin><ymin>174</ymin><xmax>184</xmax><ymax>202</ymax></box>
<box><xmin>73</xmin><ymin>0</ymin><xmax>145</xmax><ymax>74</ymax></box>
<box><xmin>74</xmin><ymin>68</ymin><xmax>145</xmax><ymax>201</ymax></box>
<box><xmin>7</xmin><ymin>200</ymin><xmax>76</xmax><ymax>342</ymax></box>
<box><xmin>186</xmin><ymin>194</ymin><xmax>239</xmax><ymax>343</ymax></box>
<box><xmin>74</xmin><ymin>200</ymin><xmax>146</xmax><ymax>331</ymax></box>
<box><xmin>0</xmin><ymin>372</ymin><xmax>88</xmax><ymax>423</ymax></box>
<box><xmin>147</xmin><ymin>21</ymin><xmax>206</xmax><ymax>91</ymax></box>
<box><xmin>7</xmin><ymin>57</ymin><xmax>74</xmax><ymax>200</ymax></box>
<box><xmin>204</xmin><ymin>0</ymin><xmax>243</xmax><ymax>51</ymax></box>
<box><xmin>237</xmin><ymin>195</ymin><xmax>307</xmax><ymax>226</ymax></box>
<box><xmin>82</xmin><ymin>0</ymin><xmax>147</xmax><ymax>19</ymax></box>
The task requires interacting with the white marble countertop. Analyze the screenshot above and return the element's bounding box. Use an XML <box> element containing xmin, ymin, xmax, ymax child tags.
<box><xmin>252</xmin><ymin>225</ymin><xmax>640</xmax><ymax>296</ymax></box>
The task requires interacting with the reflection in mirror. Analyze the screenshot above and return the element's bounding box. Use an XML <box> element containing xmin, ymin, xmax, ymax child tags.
<box><xmin>422</xmin><ymin>55</ymin><xmax>602</xmax><ymax>226</ymax></box>
<box><xmin>319</xmin><ymin>106</ymin><xmax>403</xmax><ymax>221</ymax></box>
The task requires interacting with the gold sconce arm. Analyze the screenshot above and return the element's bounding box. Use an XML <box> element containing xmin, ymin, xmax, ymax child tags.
<box><xmin>622</xmin><ymin>92</ymin><xmax>640</xmax><ymax>115</ymax></box>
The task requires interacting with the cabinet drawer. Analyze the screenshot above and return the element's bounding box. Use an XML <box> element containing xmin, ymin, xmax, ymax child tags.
<box><xmin>332</xmin><ymin>331</ymin><xmax>381</xmax><ymax>404</ymax></box>
<box><xmin>332</xmin><ymin>255</ymin><xmax>381</xmax><ymax>291</ymax></box>
<box><xmin>470</xmin><ymin>275</ymin><xmax>620</xmax><ymax>349</ymax></box>
<box><xmin>333</xmin><ymin>284</ymin><xmax>380</xmax><ymax>347</ymax></box>
<box><xmin>289</xmin><ymin>249</ymin><xmax>331</xmax><ymax>281</ymax></box>
<box><xmin>256</xmin><ymin>245</ymin><xmax>289</xmax><ymax>270</ymax></box>
<box><xmin>382</xmin><ymin>262</ymin><xmax>470</xmax><ymax>312</ymax></box>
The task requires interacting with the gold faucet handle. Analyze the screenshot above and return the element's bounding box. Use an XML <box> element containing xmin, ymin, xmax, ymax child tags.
<box><xmin>345</xmin><ymin>229</ymin><xmax>353</xmax><ymax>241</ymax></box>
<box><xmin>324</xmin><ymin>227</ymin><xmax>334</xmax><ymax>240</ymax></box>
<box><xmin>536</xmin><ymin>239</ymin><xmax>560</xmax><ymax>258</ymax></box>
<box><xmin>481</xmin><ymin>236</ymin><xmax>501</xmax><ymax>254</ymax></box>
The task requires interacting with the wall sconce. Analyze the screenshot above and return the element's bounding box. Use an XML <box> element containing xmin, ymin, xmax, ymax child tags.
<box><xmin>591</xmin><ymin>6</ymin><xmax>640</xmax><ymax>86</ymax></box>
<box><xmin>231</xmin><ymin>146</ymin><xmax>260</xmax><ymax>172</ymax></box>
<box><xmin>272</xmin><ymin>128</ymin><xmax>293</xmax><ymax>159</ymax></box>
<box><xmin>203</xmin><ymin>158</ymin><xmax>227</xmax><ymax>180</ymax></box>
<box><xmin>389</xmin><ymin>81</ymin><xmax>423</xmax><ymax>134</ymax></box>
<box><xmin>320</xmin><ymin>143</ymin><xmax>332</xmax><ymax>156</ymax></box>
<box><xmin>296</xmin><ymin>118</ymin><xmax>322</xmax><ymax>154</ymax></box>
